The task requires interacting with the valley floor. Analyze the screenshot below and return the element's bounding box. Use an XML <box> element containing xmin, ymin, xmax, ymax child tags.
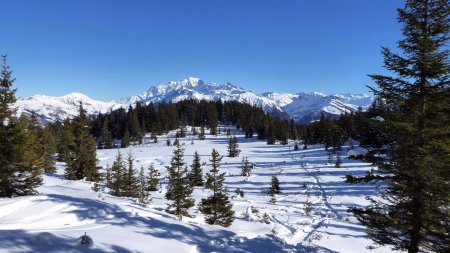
<box><xmin>0</xmin><ymin>127</ymin><xmax>392</xmax><ymax>253</ymax></box>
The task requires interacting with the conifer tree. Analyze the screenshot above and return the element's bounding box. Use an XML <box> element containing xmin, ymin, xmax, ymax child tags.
<box><xmin>199</xmin><ymin>149</ymin><xmax>234</xmax><ymax>227</ymax></box>
<box><xmin>267</xmin><ymin>121</ymin><xmax>276</xmax><ymax>145</ymax></box>
<box><xmin>227</xmin><ymin>135</ymin><xmax>240</xmax><ymax>157</ymax></box>
<box><xmin>138</xmin><ymin>166</ymin><xmax>150</xmax><ymax>204</ymax></box>
<box><xmin>346</xmin><ymin>1</ymin><xmax>450</xmax><ymax>252</ymax></box>
<box><xmin>165</xmin><ymin>143</ymin><xmax>194</xmax><ymax>217</ymax></box>
<box><xmin>109</xmin><ymin>151</ymin><xmax>125</xmax><ymax>196</ymax></box>
<box><xmin>65</xmin><ymin>102</ymin><xmax>98</xmax><ymax>181</ymax></box>
<box><xmin>121</xmin><ymin>129</ymin><xmax>130</xmax><ymax>148</ymax></box>
<box><xmin>122</xmin><ymin>152</ymin><xmax>139</xmax><ymax>198</ymax></box>
<box><xmin>29</xmin><ymin>115</ymin><xmax>57</xmax><ymax>173</ymax></box>
<box><xmin>267</xmin><ymin>176</ymin><xmax>281</xmax><ymax>202</ymax></box>
<box><xmin>40</xmin><ymin>127</ymin><xmax>57</xmax><ymax>173</ymax></box>
<box><xmin>267</xmin><ymin>176</ymin><xmax>281</xmax><ymax>196</ymax></box>
<box><xmin>241</xmin><ymin>156</ymin><xmax>252</xmax><ymax>177</ymax></box>
<box><xmin>100</xmin><ymin>118</ymin><xmax>113</xmax><ymax>149</ymax></box>
<box><xmin>198</xmin><ymin>124</ymin><xmax>206</xmax><ymax>140</ymax></box>
<box><xmin>189</xmin><ymin>151</ymin><xmax>203</xmax><ymax>187</ymax></box>
<box><xmin>0</xmin><ymin>56</ymin><xmax>43</xmax><ymax>197</ymax></box>
<box><xmin>147</xmin><ymin>163</ymin><xmax>160</xmax><ymax>191</ymax></box>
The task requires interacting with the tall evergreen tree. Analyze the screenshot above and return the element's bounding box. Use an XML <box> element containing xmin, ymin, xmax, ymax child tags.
<box><xmin>227</xmin><ymin>135</ymin><xmax>240</xmax><ymax>157</ymax></box>
<box><xmin>198</xmin><ymin>124</ymin><xmax>206</xmax><ymax>140</ymax></box>
<box><xmin>165</xmin><ymin>143</ymin><xmax>194</xmax><ymax>217</ymax></box>
<box><xmin>0</xmin><ymin>55</ymin><xmax>43</xmax><ymax>197</ymax></box>
<box><xmin>189</xmin><ymin>151</ymin><xmax>204</xmax><ymax>187</ymax></box>
<box><xmin>109</xmin><ymin>151</ymin><xmax>125</xmax><ymax>196</ymax></box>
<box><xmin>65</xmin><ymin>102</ymin><xmax>98</xmax><ymax>181</ymax></box>
<box><xmin>147</xmin><ymin>163</ymin><xmax>160</xmax><ymax>191</ymax></box>
<box><xmin>346</xmin><ymin>1</ymin><xmax>450</xmax><ymax>252</ymax></box>
<box><xmin>199</xmin><ymin>149</ymin><xmax>234</xmax><ymax>227</ymax></box>
<box><xmin>100</xmin><ymin>118</ymin><xmax>113</xmax><ymax>149</ymax></box>
<box><xmin>267</xmin><ymin>121</ymin><xmax>276</xmax><ymax>145</ymax></box>
<box><xmin>241</xmin><ymin>156</ymin><xmax>252</xmax><ymax>177</ymax></box>
<box><xmin>267</xmin><ymin>176</ymin><xmax>281</xmax><ymax>198</ymax></box>
<box><xmin>138</xmin><ymin>166</ymin><xmax>150</xmax><ymax>204</ymax></box>
<box><xmin>122</xmin><ymin>152</ymin><xmax>139</xmax><ymax>198</ymax></box>
<box><xmin>121</xmin><ymin>129</ymin><xmax>130</xmax><ymax>148</ymax></box>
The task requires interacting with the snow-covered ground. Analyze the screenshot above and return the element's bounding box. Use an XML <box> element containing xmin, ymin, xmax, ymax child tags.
<box><xmin>0</xmin><ymin>127</ymin><xmax>391</xmax><ymax>253</ymax></box>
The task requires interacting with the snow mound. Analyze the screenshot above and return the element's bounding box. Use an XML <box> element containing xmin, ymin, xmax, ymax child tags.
<box><xmin>347</xmin><ymin>147</ymin><xmax>369</xmax><ymax>157</ymax></box>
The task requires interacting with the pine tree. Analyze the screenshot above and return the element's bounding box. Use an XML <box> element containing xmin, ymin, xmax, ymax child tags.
<box><xmin>227</xmin><ymin>135</ymin><xmax>240</xmax><ymax>157</ymax></box>
<box><xmin>147</xmin><ymin>163</ymin><xmax>160</xmax><ymax>191</ymax></box>
<box><xmin>122</xmin><ymin>152</ymin><xmax>139</xmax><ymax>198</ymax></box>
<box><xmin>346</xmin><ymin>1</ymin><xmax>450</xmax><ymax>252</ymax></box>
<box><xmin>40</xmin><ymin>127</ymin><xmax>57</xmax><ymax>173</ymax></box>
<box><xmin>241</xmin><ymin>156</ymin><xmax>252</xmax><ymax>177</ymax></box>
<box><xmin>189</xmin><ymin>151</ymin><xmax>203</xmax><ymax>187</ymax></box>
<box><xmin>199</xmin><ymin>149</ymin><xmax>234</xmax><ymax>227</ymax></box>
<box><xmin>100</xmin><ymin>118</ymin><xmax>113</xmax><ymax>149</ymax></box>
<box><xmin>198</xmin><ymin>124</ymin><xmax>206</xmax><ymax>140</ymax></box>
<box><xmin>65</xmin><ymin>102</ymin><xmax>98</xmax><ymax>181</ymax></box>
<box><xmin>138</xmin><ymin>166</ymin><xmax>150</xmax><ymax>204</ymax></box>
<box><xmin>0</xmin><ymin>56</ymin><xmax>43</xmax><ymax>197</ymax></box>
<box><xmin>109</xmin><ymin>151</ymin><xmax>125</xmax><ymax>196</ymax></box>
<box><xmin>121</xmin><ymin>129</ymin><xmax>130</xmax><ymax>148</ymax></box>
<box><xmin>267</xmin><ymin>121</ymin><xmax>276</xmax><ymax>145</ymax></box>
<box><xmin>165</xmin><ymin>142</ymin><xmax>194</xmax><ymax>217</ymax></box>
<box><xmin>29</xmin><ymin>115</ymin><xmax>56</xmax><ymax>173</ymax></box>
<box><xmin>267</xmin><ymin>176</ymin><xmax>281</xmax><ymax>197</ymax></box>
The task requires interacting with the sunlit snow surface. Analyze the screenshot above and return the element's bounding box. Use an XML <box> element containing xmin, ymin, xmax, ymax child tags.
<box><xmin>0</xmin><ymin>127</ymin><xmax>390</xmax><ymax>253</ymax></box>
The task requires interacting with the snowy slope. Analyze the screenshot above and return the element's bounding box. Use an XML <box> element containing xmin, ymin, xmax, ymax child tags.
<box><xmin>13</xmin><ymin>77</ymin><xmax>373</xmax><ymax>124</ymax></box>
<box><xmin>0</xmin><ymin>127</ymin><xmax>390</xmax><ymax>252</ymax></box>
<box><xmin>13</xmin><ymin>93</ymin><xmax>127</xmax><ymax>124</ymax></box>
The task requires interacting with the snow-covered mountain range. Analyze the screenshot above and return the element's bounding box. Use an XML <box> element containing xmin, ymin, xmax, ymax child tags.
<box><xmin>14</xmin><ymin>77</ymin><xmax>373</xmax><ymax>124</ymax></box>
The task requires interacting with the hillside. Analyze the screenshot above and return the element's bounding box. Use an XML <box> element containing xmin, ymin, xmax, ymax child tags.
<box><xmin>0</xmin><ymin>127</ymin><xmax>390</xmax><ymax>253</ymax></box>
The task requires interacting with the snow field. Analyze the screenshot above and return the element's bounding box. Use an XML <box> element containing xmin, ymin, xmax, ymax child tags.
<box><xmin>0</xmin><ymin>126</ymin><xmax>390</xmax><ymax>252</ymax></box>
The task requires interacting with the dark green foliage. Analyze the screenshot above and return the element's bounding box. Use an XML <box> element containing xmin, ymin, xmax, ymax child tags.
<box><xmin>189</xmin><ymin>151</ymin><xmax>203</xmax><ymax>187</ymax></box>
<box><xmin>267</xmin><ymin>121</ymin><xmax>276</xmax><ymax>145</ymax></box>
<box><xmin>347</xmin><ymin>1</ymin><xmax>450</xmax><ymax>252</ymax></box>
<box><xmin>29</xmin><ymin>115</ymin><xmax>57</xmax><ymax>173</ymax></box>
<box><xmin>147</xmin><ymin>163</ymin><xmax>160</xmax><ymax>191</ymax></box>
<box><xmin>65</xmin><ymin>103</ymin><xmax>98</xmax><ymax>182</ymax></box>
<box><xmin>227</xmin><ymin>135</ymin><xmax>240</xmax><ymax>157</ymax></box>
<box><xmin>82</xmin><ymin>98</ymin><xmax>304</xmax><ymax>149</ymax></box>
<box><xmin>241</xmin><ymin>156</ymin><xmax>252</xmax><ymax>177</ymax></box>
<box><xmin>99</xmin><ymin>118</ymin><xmax>113</xmax><ymax>149</ymax></box>
<box><xmin>198</xmin><ymin>124</ymin><xmax>206</xmax><ymax>140</ymax></box>
<box><xmin>267</xmin><ymin>176</ymin><xmax>281</xmax><ymax>197</ymax></box>
<box><xmin>199</xmin><ymin>149</ymin><xmax>234</xmax><ymax>227</ymax></box>
<box><xmin>0</xmin><ymin>56</ymin><xmax>43</xmax><ymax>197</ymax></box>
<box><xmin>109</xmin><ymin>151</ymin><xmax>125</xmax><ymax>196</ymax></box>
<box><xmin>165</xmin><ymin>143</ymin><xmax>194</xmax><ymax>217</ymax></box>
<box><xmin>121</xmin><ymin>129</ymin><xmax>130</xmax><ymax>148</ymax></box>
<box><xmin>122</xmin><ymin>152</ymin><xmax>139</xmax><ymax>198</ymax></box>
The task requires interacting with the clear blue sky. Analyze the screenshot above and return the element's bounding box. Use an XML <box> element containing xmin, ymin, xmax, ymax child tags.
<box><xmin>1</xmin><ymin>0</ymin><xmax>404</xmax><ymax>100</ymax></box>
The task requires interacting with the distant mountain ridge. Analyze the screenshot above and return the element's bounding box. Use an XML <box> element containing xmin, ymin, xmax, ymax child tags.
<box><xmin>13</xmin><ymin>77</ymin><xmax>373</xmax><ymax>124</ymax></box>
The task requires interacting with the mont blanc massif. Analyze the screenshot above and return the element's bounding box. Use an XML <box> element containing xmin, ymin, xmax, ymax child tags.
<box><xmin>14</xmin><ymin>77</ymin><xmax>373</xmax><ymax>124</ymax></box>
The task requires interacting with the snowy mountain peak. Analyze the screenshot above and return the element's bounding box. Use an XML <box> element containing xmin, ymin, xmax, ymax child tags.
<box><xmin>14</xmin><ymin>77</ymin><xmax>374</xmax><ymax>124</ymax></box>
